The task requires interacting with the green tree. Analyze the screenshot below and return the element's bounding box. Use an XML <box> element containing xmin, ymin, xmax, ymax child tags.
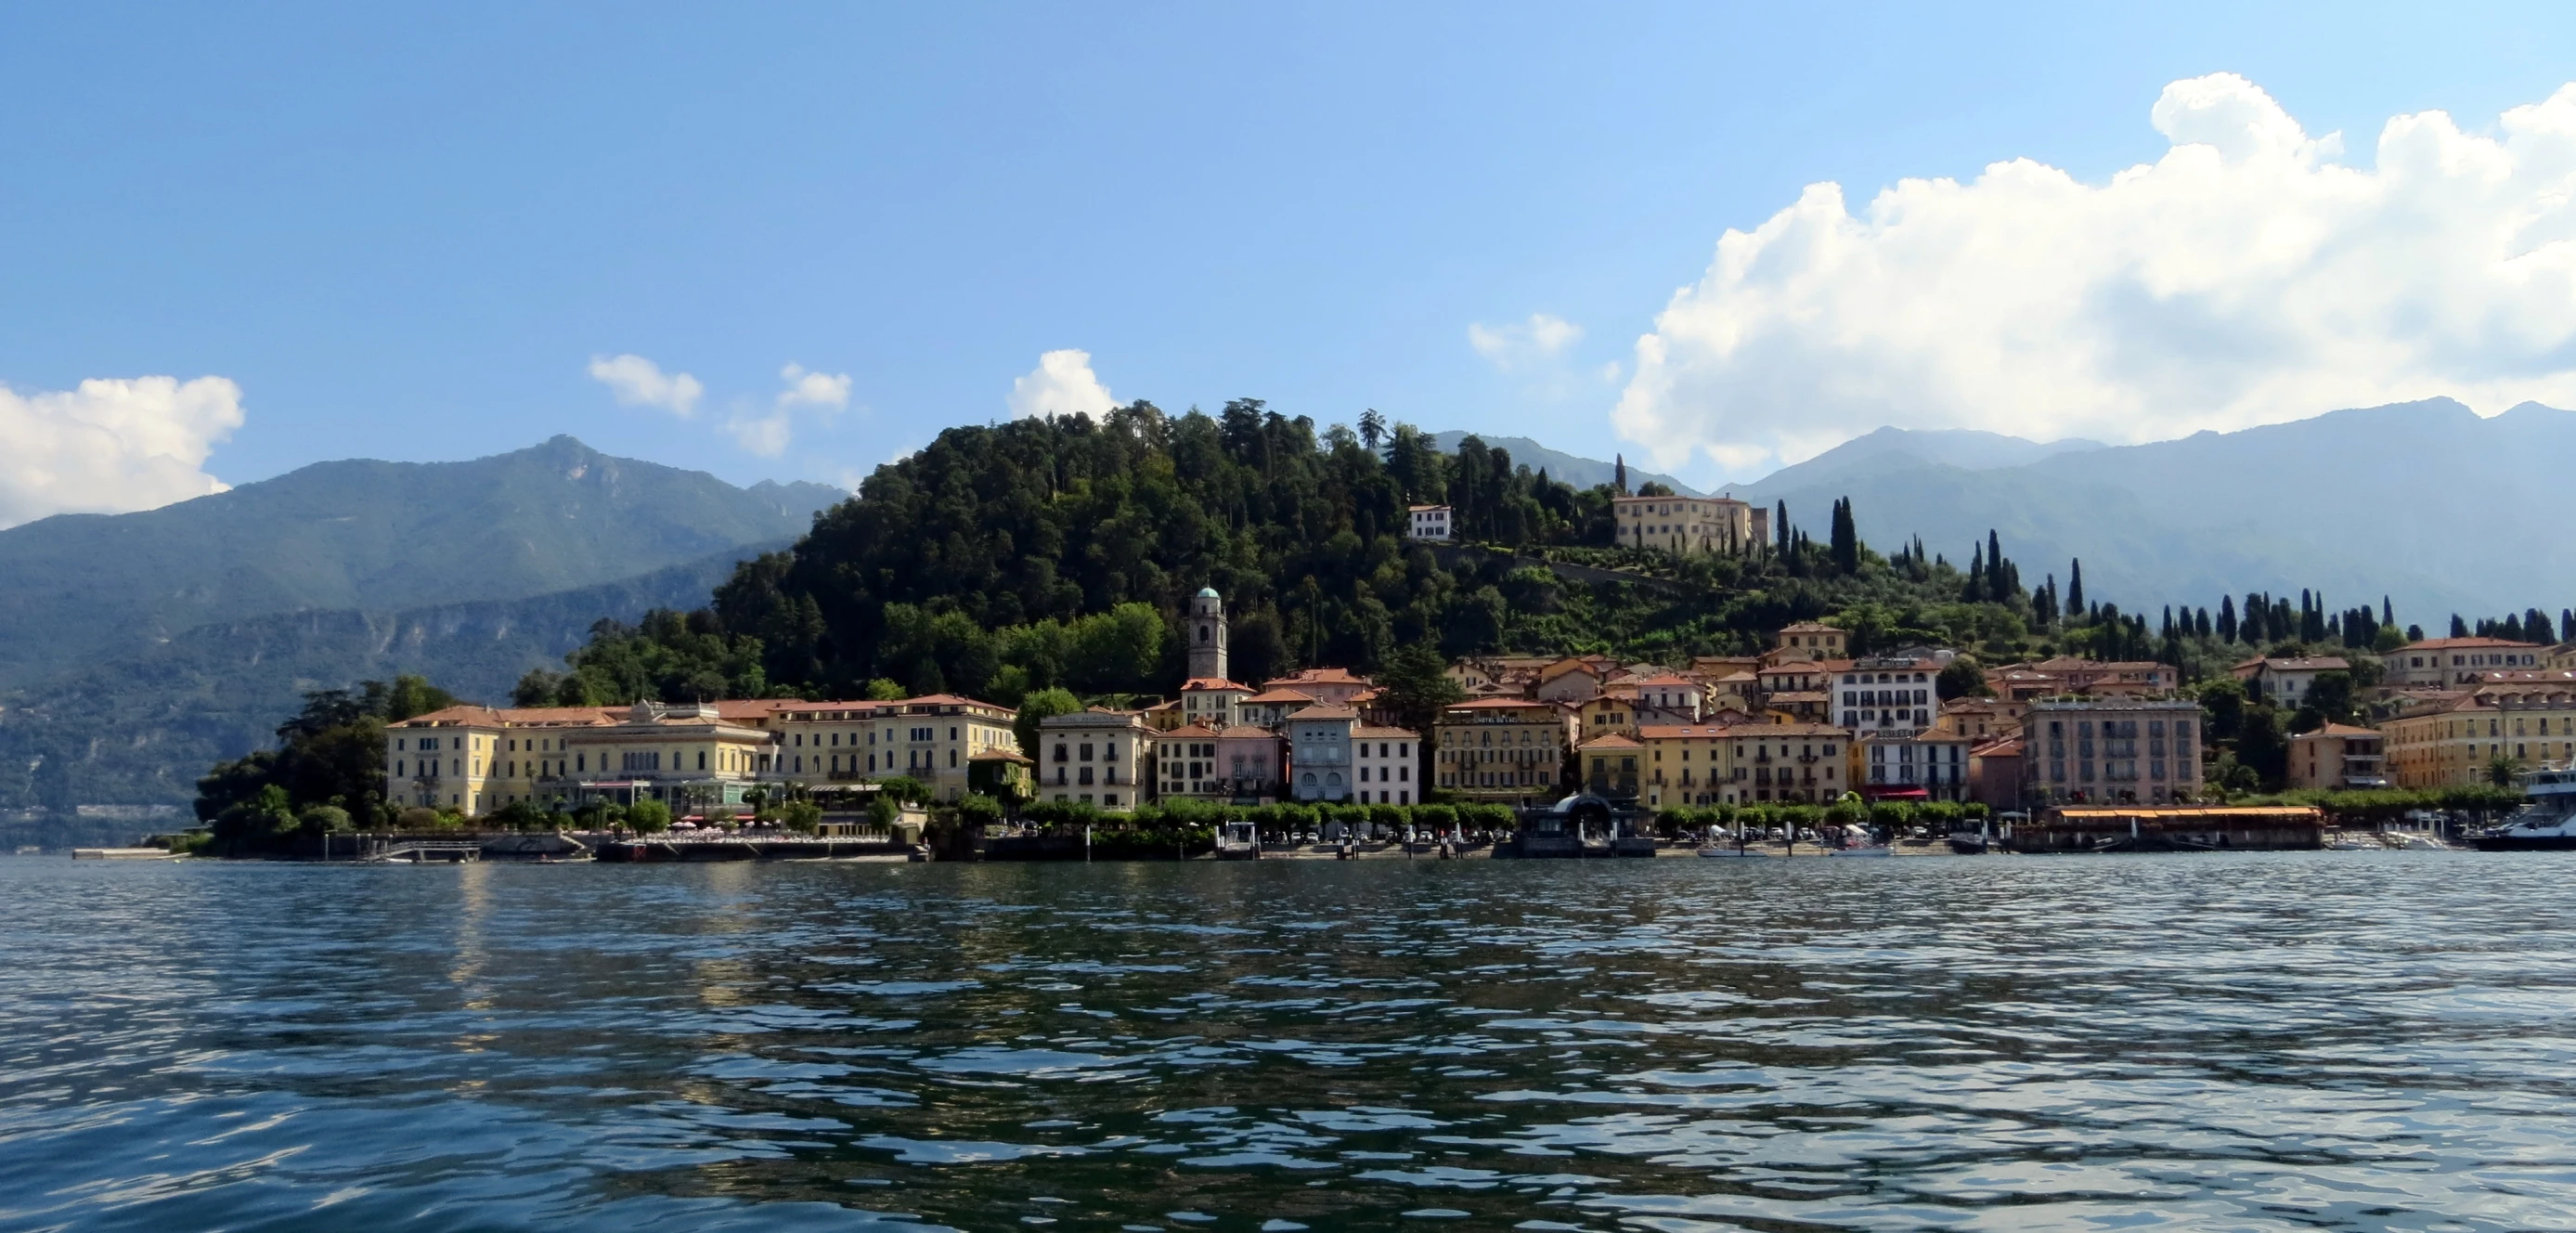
<box><xmin>2489</xmin><ymin>754</ymin><xmax>2526</xmax><ymax>787</ymax></box>
<box><xmin>780</xmin><ymin>799</ymin><xmax>823</xmax><ymax>834</ymax></box>
<box><xmin>1014</xmin><ymin>686</ymin><xmax>1081</xmax><ymax>759</ymax></box>
<box><xmin>626</xmin><ymin>798</ymin><xmax>673</xmax><ymax>834</ymax></box>
<box><xmin>1376</xmin><ymin>642</ymin><xmax>1466</xmax><ymax>734</ymax></box>
<box><xmin>1935</xmin><ymin>657</ymin><xmax>1987</xmax><ymax>700</ymax></box>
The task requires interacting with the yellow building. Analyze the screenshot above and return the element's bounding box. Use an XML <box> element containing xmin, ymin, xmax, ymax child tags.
<box><xmin>1773</xmin><ymin>622</ymin><xmax>1848</xmax><ymax>659</ymax></box>
<box><xmin>1434</xmin><ymin>697</ymin><xmax>1573</xmax><ymax>807</ymax></box>
<box><xmin>769</xmin><ymin>694</ymin><xmax>1019</xmax><ymax>802</ymax></box>
<box><xmin>1715</xmin><ymin>722</ymin><xmax>1849</xmax><ymax>803</ymax></box>
<box><xmin>1576</xmin><ymin>733</ymin><xmax>1643</xmax><ymax>799</ymax></box>
<box><xmin>386</xmin><ymin>701</ymin><xmax>778</xmax><ymax>818</ymax></box>
<box><xmin>2381</xmin><ymin>678</ymin><xmax>2576</xmax><ymax>787</ymax></box>
<box><xmin>1638</xmin><ymin>721</ymin><xmax>1734</xmax><ymax>808</ymax></box>
<box><xmin>1612</xmin><ymin>494</ymin><xmax>1765</xmax><ymax>556</ymax></box>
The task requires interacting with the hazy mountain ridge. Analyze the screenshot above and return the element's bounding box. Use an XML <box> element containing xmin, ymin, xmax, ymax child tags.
<box><xmin>0</xmin><ymin>435</ymin><xmax>841</xmax><ymax>690</ymax></box>
<box><xmin>1737</xmin><ymin>398</ymin><xmax>2562</xmax><ymax>620</ymax></box>
<box><xmin>1431</xmin><ymin>431</ymin><xmax>1701</xmax><ymax>496</ymax></box>
<box><xmin>0</xmin><ymin>544</ymin><xmax>783</xmax><ymax>808</ymax></box>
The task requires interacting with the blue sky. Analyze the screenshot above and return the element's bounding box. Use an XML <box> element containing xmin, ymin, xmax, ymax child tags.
<box><xmin>5</xmin><ymin>2</ymin><xmax>2575</xmax><ymax>512</ymax></box>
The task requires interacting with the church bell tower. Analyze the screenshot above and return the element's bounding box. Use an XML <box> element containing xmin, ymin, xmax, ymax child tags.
<box><xmin>1188</xmin><ymin>587</ymin><xmax>1229</xmax><ymax>681</ymax></box>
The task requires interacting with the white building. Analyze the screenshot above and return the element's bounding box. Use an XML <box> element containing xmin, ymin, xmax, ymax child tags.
<box><xmin>1036</xmin><ymin>708</ymin><xmax>1155</xmax><ymax>811</ymax></box>
<box><xmin>1407</xmin><ymin>504</ymin><xmax>1452</xmax><ymax>541</ymax></box>
<box><xmin>1349</xmin><ymin>725</ymin><xmax>1419</xmax><ymax>805</ymax></box>
<box><xmin>1832</xmin><ymin>656</ymin><xmax>1939</xmax><ymax>735</ymax></box>
<box><xmin>1286</xmin><ymin>704</ymin><xmax>1359</xmax><ymax>802</ymax></box>
<box><xmin>1858</xmin><ymin>730</ymin><xmax>1972</xmax><ymax>802</ymax></box>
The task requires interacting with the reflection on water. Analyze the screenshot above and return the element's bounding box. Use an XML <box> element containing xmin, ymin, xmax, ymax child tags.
<box><xmin>4</xmin><ymin>854</ymin><xmax>2575</xmax><ymax>1230</ymax></box>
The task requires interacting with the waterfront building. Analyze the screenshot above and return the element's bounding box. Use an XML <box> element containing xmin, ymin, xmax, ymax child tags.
<box><xmin>1611</xmin><ymin>493</ymin><xmax>1764</xmax><ymax>556</ymax></box>
<box><xmin>1035</xmin><ymin>708</ymin><xmax>1155</xmax><ymax>811</ymax></box>
<box><xmin>1831</xmin><ymin>655</ymin><xmax>1939</xmax><ymax>735</ymax></box>
<box><xmin>2286</xmin><ymin>722</ymin><xmax>2388</xmax><ymax>790</ymax></box>
<box><xmin>1576</xmin><ymin>733</ymin><xmax>1643</xmax><ymax>801</ymax></box>
<box><xmin>1286</xmin><ymin>704</ymin><xmax>1359</xmax><ymax>802</ymax></box>
<box><xmin>2379</xmin><ymin>676</ymin><xmax>2576</xmax><ymax>786</ymax></box>
<box><xmin>1213</xmin><ymin>725</ymin><xmax>1287</xmax><ymax>802</ymax></box>
<box><xmin>1154</xmin><ymin>724</ymin><xmax>1229</xmax><ymax>800</ymax></box>
<box><xmin>1854</xmin><ymin>730</ymin><xmax>1973</xmax><ymax>801</ymax></box>
<box><xmin>2022</xmin><ymin>698</ymin><xmax>2203</xmax><ymax>805</ymax></box>
<box><xmin>2382</xmin><ymin>637</ymin><xmax>2544</xmax><ymax>690</ymax></box>
<box><xmin>1715</xmin><ymin>722</ymin><xmax>1848</xmax><ymax>804</ymax></box>
<box><xmin>1969</xmin><ymin>735</ymin><xmax>2026</xmax><ymax>811</ymax></box>
<box><xmin>1349</xmin><ymin>725</ymin><xmax>1420</xmax><ymax>805</ymax></box>
<box><xmin>386</xmin><ymin>700</ymin><xmax>781</xmax><ymax>817</ymax></box>
<box><xmin>1406</xmin><ymin>504</ymin><xmax>1453</xmax><ymax>540</ymax></box>
<box><xmin>1434</xmin><ymin>697</ymin><xmax>1573</xmax><ymax>806</ymax></box>
<box><xmin>770</xmin><ymin>694</ymin><xmax>1019</xmax><ymax>802</ymax></box>
<box><xmin>1638</xmin><ymin>722</ymin><xmax>1731</xmax><ymax>809</ymax></box>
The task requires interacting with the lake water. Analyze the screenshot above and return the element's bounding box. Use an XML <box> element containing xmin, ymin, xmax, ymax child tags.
<box><xmin>4</xmin><ymin>852</ymin><xmax>2573</xmax><ymax>1231</ymax></box>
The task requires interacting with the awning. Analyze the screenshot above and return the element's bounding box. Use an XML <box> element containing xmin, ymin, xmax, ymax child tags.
<box><xmin>1861</xmin><ymin>785</ymin><xmax>1930</xmax><ymax>800</ymax></box>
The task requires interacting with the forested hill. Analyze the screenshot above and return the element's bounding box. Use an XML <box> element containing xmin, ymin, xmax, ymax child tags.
<box><xmin>694</xmin><ymin>400</ymin><xmax>2083</xmax><ymax>705</ymax></box>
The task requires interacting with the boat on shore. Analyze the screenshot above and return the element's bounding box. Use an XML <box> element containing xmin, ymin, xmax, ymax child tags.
<box><xmin>2473</xmin><ymin>769</ymin><xmax>2576</xmax><ymax>851</ymax></box>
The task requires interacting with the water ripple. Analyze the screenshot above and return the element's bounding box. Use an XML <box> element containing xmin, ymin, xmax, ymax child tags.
<box><xmin>6</xmin><ymin>852</ymin><xmax>2576</xmax><ymax>1229</ymax></box>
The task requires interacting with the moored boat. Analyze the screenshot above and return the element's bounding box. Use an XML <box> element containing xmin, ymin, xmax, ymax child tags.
<box><xmin>2473</xmin><ymin>769</ymin><xmax>2576</xmax><ymax>851</ymax></box>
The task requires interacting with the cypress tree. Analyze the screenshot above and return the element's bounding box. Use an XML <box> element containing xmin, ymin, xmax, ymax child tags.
<box><xmin>2065</xmin><ymin>559</ymin><xmax>2084</xmax><ymax>618</ymax></box>
<box><xmin>2451</xmin><ymin>614</ymin><xmax>2469</xmax><ymax>638</ymax></box>
<box><xmin>1829</xmin><ymin>497</ymin><xmax>1859</xmax><ymax>575</ymax></box>
<box><xmin>2196</xmin><ymin>606</ymin><xmax>2213</xmax><ymax>638</ymax></box>
<box><xmin>2218</xmin><ymin>595</ymin><xmax>2237</xmax><ymax>642</ymax></box>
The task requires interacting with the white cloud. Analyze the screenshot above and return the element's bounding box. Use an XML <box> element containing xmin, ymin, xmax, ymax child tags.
<box><xmin>724</xmin><ymin>362</ymin><xmax>854</xmax><ymax>457</ymax></box>
<box><xmin>587</xmin><ymin>353</ymin><xmax>703</xmax><ymax>417</ymax></box>
<box><xmin>774</xmin><ymin>362</ymin><xmax>850</xmax><ymax>410</ymax></box>
<box><xmin>1613</xmin><ymin>73</ymin><xmax>2576</xmax><ymax>477</ymax></box>
<box><xmin>1007</xmin><ymin>349</ymin><xmax>1118</xmax><ymax>420</ymax></box>
<box><xmin>0</xmin><ymin>375</ymin><xmax>242</xmax><ymax>528</ymax></box>
<box><xmin>1469</xmin><ymin>314</ymin><xmax>1585</xmax><ymax>372</ymax></box>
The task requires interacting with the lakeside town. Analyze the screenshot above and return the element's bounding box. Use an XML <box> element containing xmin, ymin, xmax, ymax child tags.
<box><xmin>293</xmin><ymin>488</ymin><xmax>2573</xmax><ymax>861</ymax></box>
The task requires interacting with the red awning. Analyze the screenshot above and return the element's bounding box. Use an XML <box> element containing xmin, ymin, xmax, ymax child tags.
<box><xmin>1862</xmin><ymin>785</ymin><xmax>1930</xmax><ymax>800</ymax></box>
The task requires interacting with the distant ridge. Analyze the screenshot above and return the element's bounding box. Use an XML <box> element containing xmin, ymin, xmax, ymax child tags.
<box><xmin>0</xmin><ymin>435</ymin><xmax>842</xmax><ymax>691</ymax></box>
<box><xmin>1737</xmin><ymin>398</ymin><xmax>2561</xmax><ymax>618</ymax></box>
<box><xmin>1430</xmin><ymin>431</ymin><xmax>1701</xmax><ymax>496</ymax></box>
<box><xmin>1</xmin><ymin>544</ymin><xmax>782</xmax><ymax>807</ymax></box>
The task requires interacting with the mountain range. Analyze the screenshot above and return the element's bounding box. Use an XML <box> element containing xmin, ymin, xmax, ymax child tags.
<box><xmin>0</xmin><ymin>437</ymin><xmax>838</xmax><ymax>809</ymax></box>
<box><xmin>1731</xmin><ymin>398</ymin><xmax>2557</xmax><ymax>626</ymax></box>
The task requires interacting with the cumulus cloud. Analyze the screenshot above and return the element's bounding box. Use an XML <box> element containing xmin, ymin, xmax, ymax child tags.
<box><xmin>724</xmin><ymin>362</ymin><xmax>853</xmax><ymax>457</ymax></box>
<box><xmin>0</xmin><ymin>375</ymin><xmax>243</xmax><ymax>528</ymax></box>
<box><xmin>587</xmin><ymin>353</ymin><xmax>703</xmax><ymax>417</ymax></box>
<box><xmin>1469</xmin><ymin>314</ymin><xmax>1584</xmax><ymax>371</ymax></box>
<box><xmin>1613</xmin><ymin>73</ymin><xmax>2576</xmax><ymax>477</ymax></box>
<box><xmin>1007</xmin><ymin>349</ymin><xmax>1118</xmax><ymax>420</ymax></box>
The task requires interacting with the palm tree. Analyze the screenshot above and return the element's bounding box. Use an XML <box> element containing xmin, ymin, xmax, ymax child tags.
<box><xmin>2488</xmin><ymin>754</ymin><xmax>2526</xmax><ymax>788</ymax></box>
